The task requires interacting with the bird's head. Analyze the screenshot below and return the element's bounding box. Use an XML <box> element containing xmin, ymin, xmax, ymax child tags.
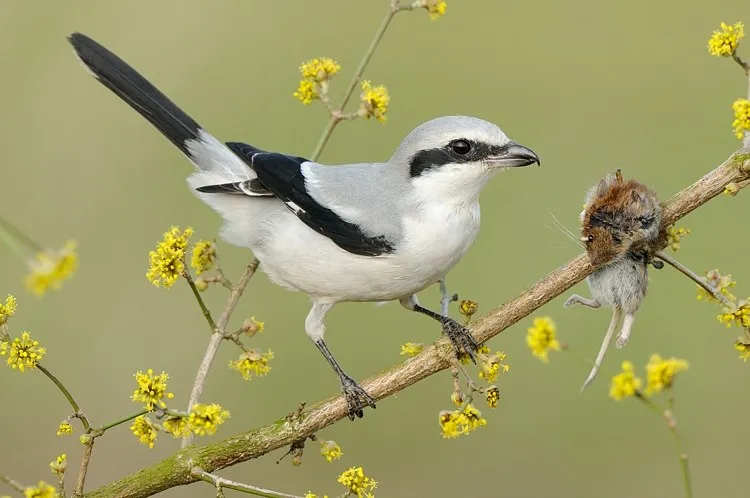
<box><xmin>391</xmin><ymin>116</ymin><xmax>539</xmax><ymax>205</ymax></box>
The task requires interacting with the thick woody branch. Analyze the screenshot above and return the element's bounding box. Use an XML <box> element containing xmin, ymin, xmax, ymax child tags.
<box><xmin>83</xmin><ymin>150</ymin><xmax>750</xmax><ymax>498</ymax></box>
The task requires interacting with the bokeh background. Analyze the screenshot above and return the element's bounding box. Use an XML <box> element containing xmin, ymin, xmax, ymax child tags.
<box><xmin>1</xmin><ymin>1</ymin><xmax>749</xmax><ymax>497</ymax></box>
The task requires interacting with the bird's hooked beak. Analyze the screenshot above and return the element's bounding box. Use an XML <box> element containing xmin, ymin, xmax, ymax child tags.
<box><xmin>487</xmin><ymin>142</ymin><xmax>540</xmax><ymax>168</ymax></box>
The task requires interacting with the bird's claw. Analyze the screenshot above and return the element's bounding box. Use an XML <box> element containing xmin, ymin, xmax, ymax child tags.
<box><xmin>341</xmin><ymin>376</ymin><xmax>376</xmax><ymax>421</ymax></box>
<box><xmin>441</xmin><ymin>317</ymin><xmax>479</xmax><ymax>363</ymax></box>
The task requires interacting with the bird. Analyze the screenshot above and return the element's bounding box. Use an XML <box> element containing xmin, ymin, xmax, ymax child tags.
<box><xmin>67</xmin><ymin>32</ymin><xmax>540</xmax><ymax>420</ymax></box>
<box><xmin>565</xmin><ymin>169</ymin><xmax>666</xmax><ymax>391</ymax></box>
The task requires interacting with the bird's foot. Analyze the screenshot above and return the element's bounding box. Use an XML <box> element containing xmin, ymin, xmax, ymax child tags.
<box><xmin>340</xmin><ymin>375</ymin><xmax>376</xmax><ymax>420</ymax></box>
<box><xmin>441</xmin><ymin>317</ymin><xmax>479</xmax><ymax>363</ymax></box>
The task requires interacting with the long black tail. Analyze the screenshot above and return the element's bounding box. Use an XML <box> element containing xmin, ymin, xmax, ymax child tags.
<box><xmin>68</xmin><ymin>32</ymin><xmax>202</xmax><ymax>156</ymax></box>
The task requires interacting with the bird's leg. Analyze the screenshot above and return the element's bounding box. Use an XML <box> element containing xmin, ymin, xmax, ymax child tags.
<box><xmin>438</xmin><ymin>278</ymin><xmax>457</xmax><ymax>317</ymax></box>
<box><xmin>580</xmin><ymin>306</ymin><xmax>622</xmax><ymax>392</ymax></box>
<box><xmin>399</xmin><ymin>295</ymin><xmax>479</xmax><ymax>363</ymax></box>
<box><xmin>564</xmin><ymin>294</ymin><xmax>601</xmax><ymax>309</ymax></box>
<box><xmin>306</xmin><ymin>302</ymin><xmax>375</xmax><ymax>420</ymax></box>
<box><xmin>615</xmin><ymin>312</ymin><xmax>635</xmax><ymax>349</ymax></box>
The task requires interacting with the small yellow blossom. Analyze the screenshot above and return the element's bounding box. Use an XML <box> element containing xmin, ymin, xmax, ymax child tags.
<box><xmin>190</xmin><ymin>240</ymin><xmax>215</xmax><ymax>275</ymax></box>
<box><xmin>1</xmin><ymin>331</ymin><xmax>46</xmax><ymax>372</ymax></box>
<box><xmin>724</xmin><ymin>182</ymin><xmax>741</xmax><ymax>196</ymax></box>
<box><xmin>0</xmin><ymin>295</ymin><xmax>17</xmax><ymax>324</ymax></box>
<box><xmin>131</xmin><ymin>369</ymin><xmax>174</xmax><ymax>411</ymax></box>
<box><xmin>478</xmin><ymin>350</ymin><xmax>510</xmax><ymax>383</ymax></box>
<box><xmin>666</xmin><ymin>226</ymin><xmax>690</xmax><ymax>252</ymax></box>
<box><xmin>732</xmin><ymin>98</ymin><xmax>750</xmax><ymax>140</ymax></box>
<box><xmin>735</xmin><ymin>340</ymin><xmax>750</xmax><ymax>361</ymax></box>
<box><xmin>645</xmin><ymin>354</ymin><xmax>689</xmax><ymax>396</ymax></box>
<box><xmin>56</xmin><ymin>421</ymin><xmax>73</xmax><ymax>437</ymax></box>
<box><xmin>241</xmin><ymin>316</ymin><xmax>265</xmax><ymax>336</ymax></box>
<box><xmin>304</xmin><ymin>494</ymin><xmax>329</xmax><ymax>498</ymax></box>
<box><xmin>458</xmin><ymin>344</ymin><xmax>489</xmax><ymax>364</ymax></box>
<box><xmin>319</xmin><ymin>440</ymin><xmax>343</xmax><ymax>462</ymax></box>
<box><xmin>299</xmin><ymin>58</ymin><xmax>341</xmax><ymax>82</ymax></box>
<box><xmin>708</xmin><ymin>22</ymin><xmax>744</xmax><ymax>57</ymax></box>
<box><xmin>400</xmin><ymin>342</ymin><xmax>424</xmax><ymax>357</ymax></box>
<box><xmin>486</xmin><ymin>385</ymin><xmax>500</xmax><ymax>408</ymax></box>
<box><xmin>697</xmin><ymin>269</ymin><xmax>737</xmax><ymax>302</ymax></box>
<box><xmin>359</xmin><ymin>81</ymin><xmax>389</xmax><ymax>123</ymax></box>
<box><xmin>188</xmin><ymin>403</ymin><xmax>230</xmax><ymax>436</ymax></box>
<box><xmin>458</xmin><ymin>299</ymin><xmax>478</xmax><ymax>317</ymax></box>
<box><xmin>293</xmin><ymin>80</ymin><xmax>318</xmax><ymax>105</ymax></box>
<box><xmin>49</xmin><ymin>454</ymin><xmax>67</xmax><ymax>475</ymax></box>
<box><xmin>337</xmin><ymin>467</ymin><xmax>377</xmax><ymax>498</ymax></box>
<box><xmin>229</xmin><ymin>349</ymin><xmax>274</xmax><ymax>380</ymax></box>
<box><xmin>438</xmin><ymin>403</ymin><xmax>487</xmax><ymax>438</ymax></box>
<box><xmin>450</xmin><ymin>389</ymin><xmax>464</xmax><ymax>408</ymax></box>
<box><xmin>526</xmin><ymin>316</ymin><xmax>560</xmax><ymax>363</ymax></box>
<box><xmin>25</xmin><ymin>241</ymin><xmax>78</xmax><ymax>297</ymax></box>
<box><xmin>422</xmin><ymin>0</ymin><xmax>447</xmax><ymax>20</ymax></box>
<box><xmin>23</xmin><ymin>482</ymin><xmax>58</xmax><ymax>498</ymax></box>
<box><xmin>130</xmin><ymin>415</ymin><xmax>158</xmax><ymax>448</ymax></box>
<box><xmin>609</xmin><ymin>361</ymin><xmax>642</xmax><ymax>401</ymax></box>
<box><xmin>145</xmin><ymin>226</ymin><xmax>193</xmax><ymax>288</ymax></box>
<box><xmin>162</xmin><ymin>416</ymin><xmax>191</xmax><ymax>438</ymax></box>
<box><xmin>718</xmin><ymin>300</ymin><xmax>750</xmax><ymax>328</ymax></box>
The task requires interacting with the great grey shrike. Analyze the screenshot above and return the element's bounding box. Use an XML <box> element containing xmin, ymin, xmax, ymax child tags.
<box><xmin>68</xmin><ymin>33</ymin><xmax>540</xmax><ymax>420</ymax></box>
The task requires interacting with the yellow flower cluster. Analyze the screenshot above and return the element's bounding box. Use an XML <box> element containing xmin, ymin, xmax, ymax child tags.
<box><xmin>697</xmin><ymin>269</ymin><xmax>736</xmax><ymax>302</ymax></box>
<box><xmin>478</xmin><ymin>350</ymin><xmax>510</xmax><ymax>383</ymax></box>
<box><xmin>130</xmin><ymin>415</ymin><xmax>158</xmax><ymax>448</ymax></box>
<box><xmin>718</xmin><ymin>300</ymin><xmax>750</xmax><ymax>328</ymax></box>
<box><xmin>438</xmin><ymin>403</ymin><xmax>487</xmax><ymax>438</ymax></box>
<box><xmin>359</xmin><ymin>81</ymin><xmax>390</xmax><ymax>123</ymax></box>
<box><xmin>610</xmin><ymin>355</ymin><xmax>689</xmax><ymax>401</ymax></box>
<box><xmin>23</xmin><ymin>481</ymin><xmax>58</xmax><ymax>498</ymax></box>
<box><xmin>485</xmin><ymin>385</ymin><xmax>500</xmax><ymax>408</ymax></box>
<box><xmin>732</xmin><ymin>98</ymin><xmax>750</xmax><ymax>140</ymax></box>
<box><xmin>1</xmin><ymin>331</ymin><xmax>46</xmax><ymax>372</ymax></box>
<box><xmin>337</xmin><ymin>467</ymin><xmax>377</xmax><ymax>498</ymax></box>
<box><xmin>146</xmin><ymin>226</ymin><xmax>193</xmax><ymax>288</ymax></box>
<box><xmin>526</xmin><ymin>316</ymin><xmax>560</xmax><ymax>362</ymax></box>
<box><xmin>458</xmin><ymin>299</ymin><xmax>478</xmax><ymax>318</ymax></box>
<box><xmin>25</xmin><ymin>241</ymin><xmax>78</xmax><ymax>297</ymax></box>
<box><xmin>735</xmin><ymin>340</ymin><xmax>750</xmax><ymax>361</ymax></box>
<box><xmin>0</xmin><ymin>294</ymin><xmax>17</xmax><ymax>324</ymax></box>
<box><xmin>293</xmin><ymin>57</ymin><xmax>341</xmax><ymax>105</ymax></box>
<box><xmin>49</xmin><ymin>454</ymin><xmax>67</xmax><ymax>475</ymax></box>
<box><xmin>131</xmin><ymin>369</ymin><xmax>174</xmax><ymax>411</ymax></box>
<box><xmin>422</xmin><ymin>0</ymin><xmax>447</xmax><ymax>21</ymax></box>
<box><xmin>229</xmin><ymin>349</ymin><xmax>274</xmax><ymax>380</ymax></box>
<box><xmin>188</xmin><ymin>403</ymin><xmax>231</xmax><ymax>436</ymax></box>
<box><xmin>399</xmin><ymin>342</ymin><xmax>424</xmax><ymax>357</ymax></box>
<box><xmin>666</xmin><ymin>226</ymin><xmax>690</xmax><ymax>252</ymax></box>
<box><xmin>190</xmin><ymin>240</ymin><xmax>215</xmax><ymax>275</ymax></box>
<box><xmin>242</xmin><ymin>316</ymin><xmax>265</xmax><ymax>336</ymax></box>
<box><xmin>56</xmin><ymin>421</ymin><xmax>73</xmax><ymax>437</ymax></box>
<box><xmin>708</xmin><ymin>22</ymin><xmax>744</xmax><ymax>57</ymax></box>
<box><xmin>319</xmin><ymin>439</ymin><xmax>343</xmax><ymax>462</ymax></box>
<box><xmin>162</xmin><ymin>415</ymin><xmax>191</xmax><ymax>438</ymax></box>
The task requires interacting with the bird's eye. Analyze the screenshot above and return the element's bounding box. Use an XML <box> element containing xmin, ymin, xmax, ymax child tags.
<box><xmin>450</xmin><ymin>139</ymin><xmax>472</xmax><ymax>155</ymax></box>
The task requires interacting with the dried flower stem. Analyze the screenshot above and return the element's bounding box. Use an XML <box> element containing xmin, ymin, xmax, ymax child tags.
<box><xmin>310</xmin><ymin>0</ymin><xmax>412</xmax><ymax>161</ymax></box>
<box><xmin>83</xmin><ymin>153</ymin><xmax>749</xmax><ymax>498</ymax></box>
<box><xmin>191</xmin><ymin>468</ymin><xmax>302</xmax><ymax>498</ymax></box>
<box><xmin>183</xmin><ymin>259</ymin><xmax>259</xmax><ymax>448</ymax></box>
<box><xmin>0</xmin><ymin>472</ymin><xmax>25</xmax><ymax>493</ymax></box>
<box><xmin>655</xmin><ymin>251</ymin><xmax>735</xmax><ymax>308</ymax></box>
<box><xmin>37</xmin><ymin>364</ymin><xmax>91</xmax><ymax>432</ymax></box>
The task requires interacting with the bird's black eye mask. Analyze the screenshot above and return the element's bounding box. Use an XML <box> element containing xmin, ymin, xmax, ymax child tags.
<box><xmin>408</xmin><ymin>140</ymin><xmax>508</xmax><ymax>177</ymax></box>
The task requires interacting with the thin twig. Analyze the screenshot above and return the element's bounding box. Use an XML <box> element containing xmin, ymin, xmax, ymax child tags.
<box><xmin>0</xmin><ymin>214</ymin><xmax>43</xmax><ymax>251</ymax></box>
<box><xmin>38</xmin><ymin>364</ymin><xmax>91</xmax><ymax>432</ymax></box>
<box><xmin>310</xmin><ymin>1</ymin><xmax>407</xmax><ymax>161</ymax></box>
<box><xmin>0</xmin><ymin>472</ymin><xmax>24</xmax><ymax>493</ymax></box>
<box><xmin>655</xmin><ymin>251</ymin><xmax>735</xmax><ymax>308</ymax></box>
<box><xmin>191</xmin><ymin>468</ymin><xmax>303</xmax><ymax>498</ymax></box>
<box><xmin>74</xmin><ymin>443</ymin><xmax>94</xmax><ymax>497</ymax></box>
<box><xmin>184</xmin><ymin>272</ymin><xmax>217</xmax><ymax>330</ymax></box>
<box><xmin>183</xmin><ymin>259</ymin><xmax>259</xmax><ymax>448</ymax></box>
<box><xmin>83</xmin><ymin>151</ymin><xmax>749</xmax><ymax>498</ymax></box>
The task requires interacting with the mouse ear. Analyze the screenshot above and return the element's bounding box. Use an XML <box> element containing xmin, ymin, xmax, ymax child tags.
<box><xmin>615</xmin><ymin>169</ymin><xmax>624</xmax><ymax>183</ymax></box>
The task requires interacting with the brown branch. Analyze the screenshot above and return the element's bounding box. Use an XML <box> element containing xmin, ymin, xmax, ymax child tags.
<box><xmin>83</xmin><ymin>150</ymin><xmax>749</xmax><ymax>498</ymax></box>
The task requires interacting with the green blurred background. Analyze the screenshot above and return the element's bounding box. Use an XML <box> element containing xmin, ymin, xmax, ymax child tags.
<box><xmin>1</xmin><ymin>1</ymin><xmax>749</xmax><ymax>497</ymax></box>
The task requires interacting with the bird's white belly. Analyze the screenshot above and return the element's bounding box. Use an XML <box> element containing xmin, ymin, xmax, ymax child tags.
<box><xmin>251</xmin><ymin>205</ymin><xmax>480</xmax><ymax>302</ymax></box>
